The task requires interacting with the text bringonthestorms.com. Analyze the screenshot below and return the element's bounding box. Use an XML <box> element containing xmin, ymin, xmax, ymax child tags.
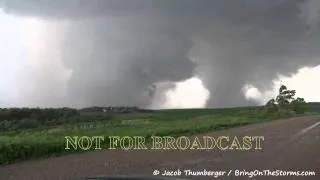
<box><xmin>153</xmin><ymin>169</ymin><xmax>317</xmax><ymax>178</ymax></box>
<box><xmin>65</xmin><ymin>135</ymin><xmax>264</xmax><ymax>151</ymax></box>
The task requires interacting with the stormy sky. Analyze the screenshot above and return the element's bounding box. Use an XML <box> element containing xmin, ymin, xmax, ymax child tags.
<box><xmin>0</xmin><ymin>0</ymin><xmax>319</xmax><ymax>108</ymax></box>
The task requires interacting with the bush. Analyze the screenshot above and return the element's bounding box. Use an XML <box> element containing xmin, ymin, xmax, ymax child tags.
<box><xmin>291</xmin><ymin>97</ymin><xmax>307</xmax><ymax>114</ymax></box>
<box><xmin>0</xmin><ymin>120</ymin><xmax>13</xmax><ymax>131</ymax></box>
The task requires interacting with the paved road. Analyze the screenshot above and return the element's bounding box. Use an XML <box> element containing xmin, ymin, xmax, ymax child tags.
<box><xmin>0</xmin><ymin>116</ymin><xmax>319</xmax><ymax>180</ymax></box>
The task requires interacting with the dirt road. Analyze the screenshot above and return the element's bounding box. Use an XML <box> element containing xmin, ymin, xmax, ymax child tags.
<box><xmin>0</xmin><ymin>116</ymin><xmax>319</xmax><ymax>180</ymax></box>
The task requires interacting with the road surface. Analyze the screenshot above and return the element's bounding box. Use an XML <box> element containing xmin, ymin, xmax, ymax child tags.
<box><xmin>0</xmin><ymin>115</ymin><xmax>319</xmax><ymax>180</ymax></box>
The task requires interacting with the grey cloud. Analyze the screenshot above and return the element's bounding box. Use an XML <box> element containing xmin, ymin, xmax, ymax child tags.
<box><xmin>1</xmin><ymin>0</ymin><xmax>320</xmax><ymax>108</ymax></box>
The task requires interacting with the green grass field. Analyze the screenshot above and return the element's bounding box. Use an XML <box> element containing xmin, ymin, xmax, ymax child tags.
<box><xmin>0</xmin><ymin>106</ymin><xmax>314</xmax><ymax>165</ymax></box>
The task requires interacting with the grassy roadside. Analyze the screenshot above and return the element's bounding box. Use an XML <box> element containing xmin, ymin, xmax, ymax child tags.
<box><xmin>0</xmin><ymin>107</ymin><xmax>307</xmax><ymax>165</ymax></box>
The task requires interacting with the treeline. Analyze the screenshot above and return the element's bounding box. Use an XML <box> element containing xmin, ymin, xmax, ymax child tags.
<box><xmin>307</xmin><ymin>102</ymin><xmax>320</xmax><ymax>112</ymax></box>
<box><xmin>0</xmin><ymin>108</ymin><xmax>112</xmax><ymax>131</ymax></box>
<box><xmin>0</xmin><ymin>108</ymin><xmax>78</xmax><ymax>121</ymax></box>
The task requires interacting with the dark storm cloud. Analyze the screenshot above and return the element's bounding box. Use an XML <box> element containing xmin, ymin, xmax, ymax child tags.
<box><xmin>1</xmin><ymin>0</ymin><xmax>320</xmax><ymax>108</ymax></box>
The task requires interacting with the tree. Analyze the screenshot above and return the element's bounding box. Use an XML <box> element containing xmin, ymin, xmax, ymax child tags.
<box><xmin>276</xmin><ymin>85</ymin><xmax>296</xmax><ymax>107</ymax></box>
<box><xmin>265</xmin><ymin>85</ymin><xmax>307</xmax><ymax>115</ymax></box>
<box><xmin>265</xmin><ymin>98</ymin><xmax>278</xmax><ymax>114</ymax></box>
